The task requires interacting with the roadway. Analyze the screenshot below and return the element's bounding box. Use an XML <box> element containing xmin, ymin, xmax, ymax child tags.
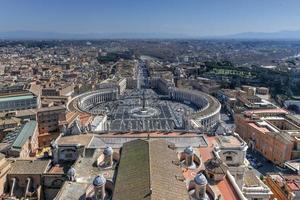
<box><xmin>247</xmin><ymin>149</ymin><xmax>293</xmax><ymax>177</ymax></box>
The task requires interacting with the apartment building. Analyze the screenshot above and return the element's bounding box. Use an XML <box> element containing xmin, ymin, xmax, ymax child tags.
<box><xmin>37</xmin><ymin>106</ymin><xmax>66</xmax><ymax>147</ymax></box>
<box><xmin>235</xmin><ymin>109</ymin><xmax>300</xmax><ymax>166</ymax></box>
<box><xmin>0</xmin><ymin>92</ymin><xmax>39</xmax><ymax>112</ymax></box>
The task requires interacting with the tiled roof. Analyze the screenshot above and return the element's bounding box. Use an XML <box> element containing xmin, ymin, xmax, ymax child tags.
<box><xmin>113</xmin><ymin>140</ymin><xmax>150</xmax><ymax>200</ymax></box>
<box><xmin>0</xmin><ymin>117</ymin><xmax>21</xmax><ymax>126</ymax></box>
<box><xmin>8</xmin><ymin>159</ymin><xmax>50</xmax><ymax>175</ymax></box>
<box><xmin>15</xmin><ymin>108</ymin><xmax>37</xmax><ymax>117</ymax></box>
<box><xmin>113</xmin><ymin>139</ymin><xmax>189</xmax><ymax>200</ymax></box>
<box><xmin>37</xmin><ymin>105</ymin><xmax>66</xmax><ymax>113</ymax></box>
<box><xmin>149</xmin><ymin>140</ymin><xmax>189</xmax><ymax>200</ymax></box>
<box><xmin>57</xmin><ymin>134</ymin><xmax>93</xmax><ymax>146</ymax></box>
<box><xmin>244</xmin><ymin>170</ymin><xmax>262</xmax><ymax>187</ymax></box>
<box><xmin>244</xmin><ymin>108</ymin><xmax>288</xmax><ymax>115</ymax></box>
<box><xmin>287</xmin><ymin>182</ymin><xmax>300</xmax><ymax>191</ymax></box>
<box><xmin>216</xmin><ymin>176</ymin><xmax>240</xmax><ymax>200</ymax></box>
<box><xmin>198</xmin><ymin>136</ymin><xmax>240</xmax><ymax>200</ymax></box>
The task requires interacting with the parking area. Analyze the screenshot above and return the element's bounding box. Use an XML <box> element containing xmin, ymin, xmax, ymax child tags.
<box><xmin>219</xmin><ymin>109</ymin><xmax>235</xmax><ymax>132</ymax></box>
<box><xmin>246</xmin><ymin>149</ymin><xmax>293</xmax><ymax>177</ymax></box>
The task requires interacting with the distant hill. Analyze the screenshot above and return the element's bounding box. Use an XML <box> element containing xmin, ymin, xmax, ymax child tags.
<box><xmin>0</xmin><ymin>31</ymin><xmax>190</xmax><ymax>40</ymax></box>
<box><xmin>1</xmin><ymin>30</ymin><xmax>300</xmax><ymax>40</ymax></box>
<box><xmin>219</xmin><ymin>30</ymin><xmax>300</xmax><ymax>40</ymax></box>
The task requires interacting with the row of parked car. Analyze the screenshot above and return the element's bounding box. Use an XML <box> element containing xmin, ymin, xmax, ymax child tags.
<box><xmin>246</xmin><ymin>153</ymin><xmax>263</xmax><ymax>169</ymax></box>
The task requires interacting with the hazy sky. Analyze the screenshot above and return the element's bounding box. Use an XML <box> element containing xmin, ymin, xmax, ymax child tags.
<box><xmin>1</xmin><ymin>0</ymin><xmax>300</xmax><ymax>36</ymax></box>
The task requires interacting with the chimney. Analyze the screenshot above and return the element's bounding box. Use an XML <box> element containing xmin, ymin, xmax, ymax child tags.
<box><xmin>93</xmin><ymin>175</ymin><xmax>106</xmax><ymax>200</ymax></box>
<box><xmin>194</xmin><ymin>173</ymin><xmax>208</xmax><ymax>200</ymax></box>
<box><xmin>184</xmin><ymin>146</ymin><xmax>195</xmax><ymax>168</ymax></box>
<box><xmin>103</xmin><ymin>146</ymin><xmax>113</xmax><ymax>167</ymax></box>
<box><xmin>67</xmin><ymin>167</ymin><xmax>76</xmax><ymax>182</ymax></box>
<box><xmin>51</xmin><ymin>142</ymin><xmax>59</xmax><ymax>164</ymax></box>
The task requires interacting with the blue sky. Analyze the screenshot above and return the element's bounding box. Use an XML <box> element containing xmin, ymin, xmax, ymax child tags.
<box><xmin>1</xmin><ymin>0</ymin><xmax>300</xmax><ymax>36</ymax></box>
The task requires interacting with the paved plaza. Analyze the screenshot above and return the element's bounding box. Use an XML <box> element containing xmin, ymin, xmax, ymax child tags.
<box><xmin>88</xmin><ymin>89</ymin><xmax>196</xmax><ymax>132</ymax></box>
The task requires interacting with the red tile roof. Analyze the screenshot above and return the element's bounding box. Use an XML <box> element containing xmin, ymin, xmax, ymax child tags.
<box><xmin>199</xmin><ymin>136</ymin><xmax>240</xmax><ymax>200</ymax></box>
<box><xmin>217</xmin><ymin>177</ymin><xmax>239</xmax><ymax>200</ymax></box>
<box><xmin>244</xmin><ymin>108</ymin><xmax>288</xmax><ymax>115</ymax></box>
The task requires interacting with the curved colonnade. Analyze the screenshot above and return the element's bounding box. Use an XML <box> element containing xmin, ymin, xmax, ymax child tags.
<box><xmin>76</xmin><ymin>88</ymin><xmax>118</xmax><ymax>114</ymax></box>
<box><xmin>150</xmin><ymin>77</ymin><xmax>221</xmax><ymax>130</ymax></box>
<box><xmin>169</xmin><ymin>88</ymin><xmax>221</xmax><ymax>129</ymax></box>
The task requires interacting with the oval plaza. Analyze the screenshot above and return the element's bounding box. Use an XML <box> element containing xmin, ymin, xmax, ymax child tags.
<box><xmin>68</xmin><ymin>77</ymin><xmax>221</xmax><ymax>132</ymax></box>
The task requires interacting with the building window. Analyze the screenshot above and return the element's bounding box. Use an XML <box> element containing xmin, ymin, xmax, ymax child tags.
<box><xmin>226</xmin><ymin>156</ymin><xmax>233</xmax><ymax>161</ymax></box>
<box><xmin>65</xmin><ymin>153</ymin><xmax>73</xmax><ymax>159</ymax></box>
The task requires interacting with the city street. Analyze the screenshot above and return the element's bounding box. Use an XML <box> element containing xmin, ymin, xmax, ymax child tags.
<box><xmin>220</xmin><ymin>109</ymin><xmax>235</xmax><ymax>132</ymax></box>
<box><xmin>247</xmin><ymin>149</ymin><xmax>293</xmax><ymax>177</ymax></box>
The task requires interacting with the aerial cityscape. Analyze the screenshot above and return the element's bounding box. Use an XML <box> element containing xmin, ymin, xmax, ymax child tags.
<box><xmin>1</xmin><ymin>0</ymin><xmax>300</xmax><ymax>200</ymax></box>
